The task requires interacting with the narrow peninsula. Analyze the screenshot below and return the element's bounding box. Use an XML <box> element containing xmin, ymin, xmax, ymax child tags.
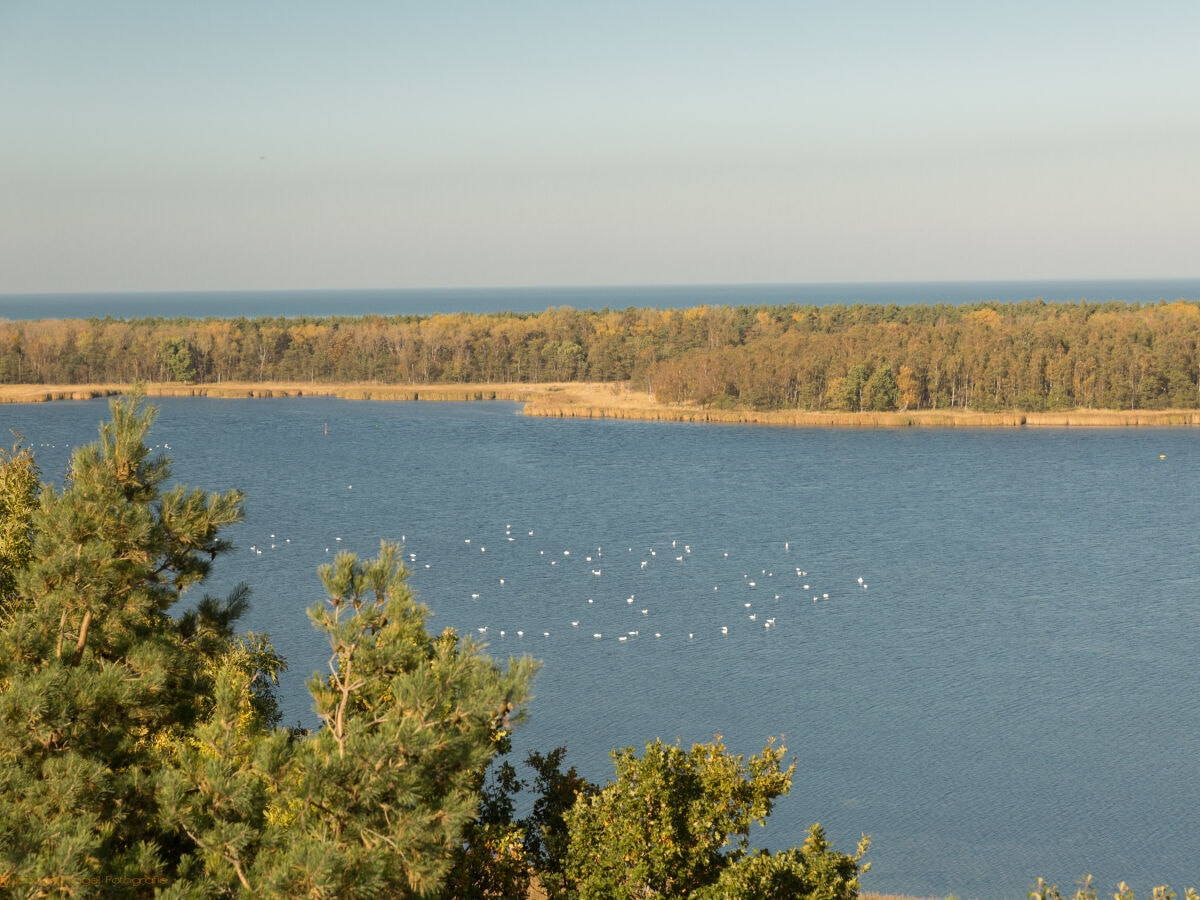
<box><xmin>2</xmin><ymin>381</ymin><xmax>1198</xmax><ymax>427</ymax></box>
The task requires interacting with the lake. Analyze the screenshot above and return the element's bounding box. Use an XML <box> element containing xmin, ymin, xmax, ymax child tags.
<box><xmin>4</xmin><ymin>396</ymin><xmax>1198</xmax><ymax>898</ymax></box>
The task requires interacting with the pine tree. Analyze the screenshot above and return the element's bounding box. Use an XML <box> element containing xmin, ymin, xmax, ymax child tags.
<box><xmin>0</xmin><ymin>392</ymin><xmax>269</xmax><ymax>891</ymax></box>
<box><xmin>238</xmin><ymin>543</ymin><xmax>538</xmax><ymax>898</ymax></box>
<box><xmin>0</xmin><ymin>436</ymin><xmax>39</xmax><ymax>606</ymax></box>
<box><xmin>0</xmin><ymin>394</ymin><xmax>539</xmax><ymax>898</ymax></box>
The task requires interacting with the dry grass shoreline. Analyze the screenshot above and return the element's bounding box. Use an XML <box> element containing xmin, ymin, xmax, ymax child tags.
<box><xmin>2</xmin><ymin>381</ymin><xmax>1199</xmax><ymax>428</ymax></box>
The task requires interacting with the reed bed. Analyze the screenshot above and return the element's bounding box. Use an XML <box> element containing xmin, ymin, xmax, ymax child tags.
<box><xmin>2</xmin><ymin>381</ymin><xmax>1198</xmax><ymax>428</ymax></box>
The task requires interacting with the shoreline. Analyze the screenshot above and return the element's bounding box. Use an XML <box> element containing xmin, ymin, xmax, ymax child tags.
<box><xmin>2</xmin><ymin>381</ymin><xmax>1199</xmax><ymax>427</ymax></box>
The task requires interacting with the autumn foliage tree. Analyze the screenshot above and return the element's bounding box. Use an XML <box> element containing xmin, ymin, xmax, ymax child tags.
<box><xmin>6</xmin><ymin>299</ymin><xmax>1200</xmax><ymax>412</ymax></box>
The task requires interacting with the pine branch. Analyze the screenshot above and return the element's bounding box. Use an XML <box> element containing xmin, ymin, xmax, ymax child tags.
<box><xmin>73</xmin><ymin>608</ymin><xmax>92</xmax><ymax>663</ymax></box>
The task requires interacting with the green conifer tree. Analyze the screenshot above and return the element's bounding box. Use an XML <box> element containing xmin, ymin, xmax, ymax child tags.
<box><xmin>0</xmin><ymin>392</ymin><xmax>268</xmax><ymax>891</ymax></box>
<box><xmin>0</xmin><ymin>395</ymin><xmax>538</xmax><ymax>898</ymax></box>
<box><xmin>0</xmin><ymin>437</ymin><xmax>40</xmax><ymax>606</ymax></box>
<box><xmin>241</xmin><ymin>543</ymin><xmax>538</xmax><ymax>898</ymax></box>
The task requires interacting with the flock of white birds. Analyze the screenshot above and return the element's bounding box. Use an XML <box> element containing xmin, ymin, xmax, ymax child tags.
<box><xmin>30</xmin><ymin>437</ymin><xmax>874</xmax><ymax>651</ymax></box>
<box><xmin>11</xmin><ymin>434</ymin><xmax>889</xmax><ymax>654</ymax></box>
<box><xmin>242</xmin><ymin>521</ymin><xmax>874</xmax><ymax>650</ymax></box>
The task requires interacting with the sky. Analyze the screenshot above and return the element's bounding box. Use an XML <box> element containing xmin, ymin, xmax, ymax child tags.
<box><xmin>2</xmin><ymin>1</ymin><xmax>1198</xmax><ymax>293</ymax></box>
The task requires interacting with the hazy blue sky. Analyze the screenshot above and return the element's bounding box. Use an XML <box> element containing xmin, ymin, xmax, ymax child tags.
<box><xmin>3</xmin><ymin>1</ymin><xmax>1197</xmax><ymax>292</ymax></box>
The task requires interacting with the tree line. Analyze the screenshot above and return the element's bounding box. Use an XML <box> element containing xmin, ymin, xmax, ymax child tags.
<box><xmin>3</xmin><ymin>298</ymin><xmax>1200</xmax><ymax>411</ymax></box>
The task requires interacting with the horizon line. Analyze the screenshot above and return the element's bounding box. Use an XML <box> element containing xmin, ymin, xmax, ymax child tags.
<box><xmin>5</xmin><ymin>275</ymin><xmax>1200</xmax><ymax>299</ymax></box>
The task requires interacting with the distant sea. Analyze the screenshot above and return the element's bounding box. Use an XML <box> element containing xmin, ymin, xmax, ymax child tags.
<box><xmin>2</xmin><ymin>278</ymin><xmax>1199</xmax><ymax>321</ymax></box>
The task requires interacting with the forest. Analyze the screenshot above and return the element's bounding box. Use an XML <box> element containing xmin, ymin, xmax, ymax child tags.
<box><xmin>3</xmin><ymin>299</ymin><xmax>1200</xmax><ymax>412</ymax></box>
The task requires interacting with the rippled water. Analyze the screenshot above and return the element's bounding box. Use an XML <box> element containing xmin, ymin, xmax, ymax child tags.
<box><xmin>6</xmin><ymin>397</ymin><xmax>1199</xmax><ymax>898</ymax></box>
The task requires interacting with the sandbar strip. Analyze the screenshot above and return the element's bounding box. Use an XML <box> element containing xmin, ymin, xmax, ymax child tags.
<box><xmin>1</xmin><ymin>382</ymin><xmax>1198</xmax><ymax>427</ymax></box>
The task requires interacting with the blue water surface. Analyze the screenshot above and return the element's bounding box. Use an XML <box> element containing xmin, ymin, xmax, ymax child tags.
<box><xmin>4</xmin><ymin>396</ymin><xmax>1198</xmax><ymax>898</ymax></box>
